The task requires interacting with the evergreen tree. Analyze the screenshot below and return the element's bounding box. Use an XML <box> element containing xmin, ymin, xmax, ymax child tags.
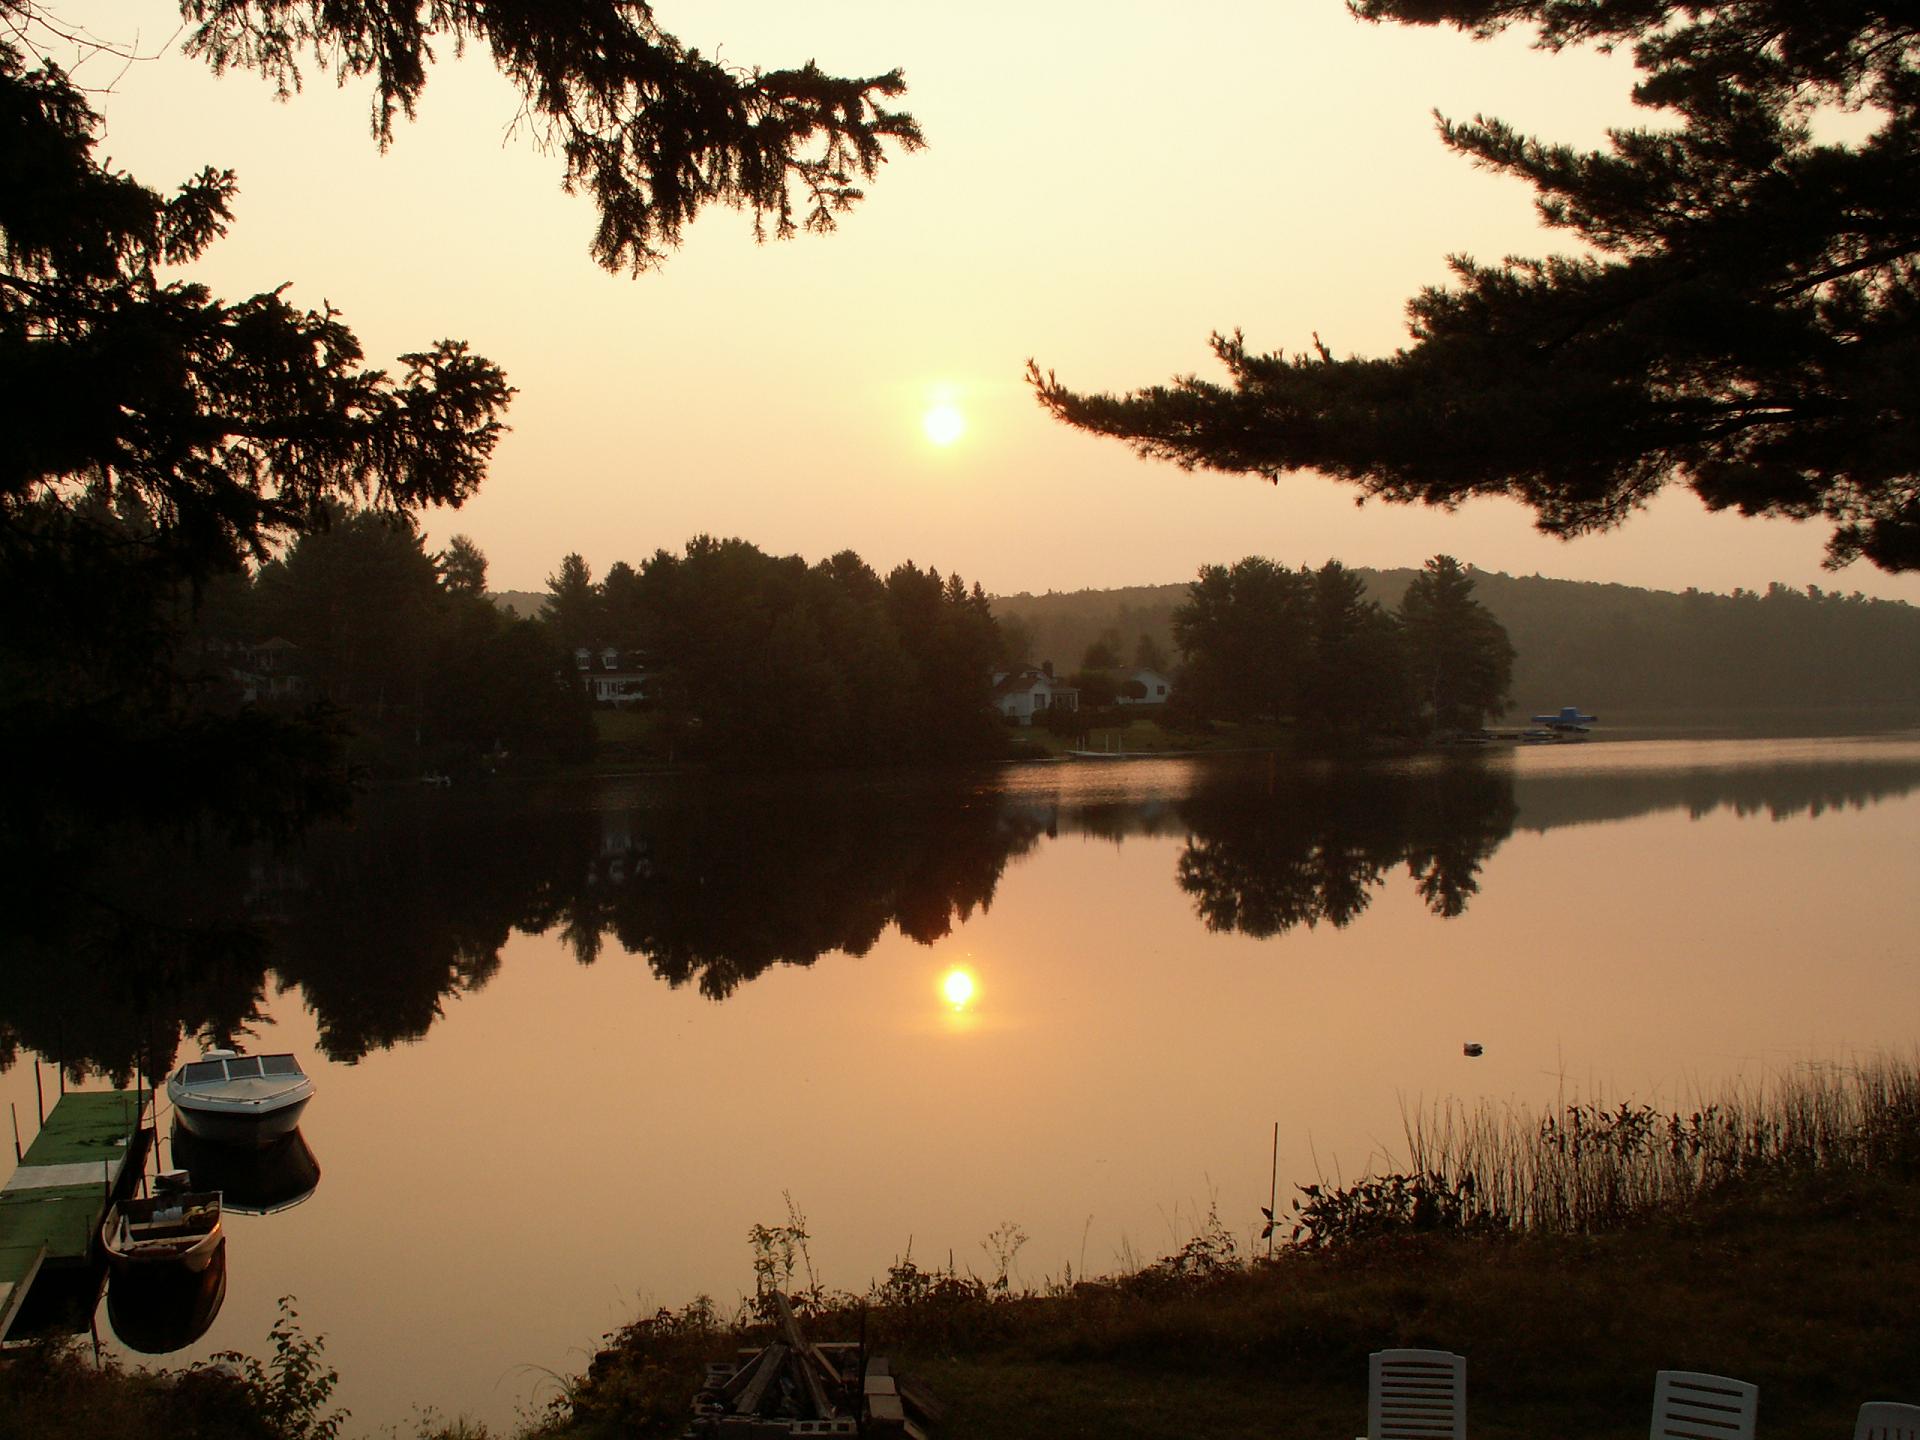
<box><xmin>600</xmin><ymin>560</ymin><xmax>651</xmax><ymax>650</ymax></box>
<box><xmin>435</xmin><ymin>535</ymin><xmax>490</xmax><ymax>597</ymax></box>
<box><xmin>540</xmin><ymin>552</ymin><xmax>602</xmax><ymax>651</ymax></box>
<box><xmin>255</xmin><ymin>508</ymin><xmax>441</xmax><ymax>717</ymax></box>
<box><xmin>1031</xmin><ymin>1</ymin><xmax>1920</xmax><ymax>572</ymax></box>
<box><xmin>1398</xmin><ymin>555</ymin><xmax>1516</xmax><ymax>732</ymax></box>
<box><xmin>174</xmin><ymin>1</ymin><xmax>921</xmax><ymax>272</ymax></box>
<box><xmin>1171</xmin><ymin>558</ymin><xmax>1312</xmax><ymax>721</ymax></box>
<box><xmin>1300</xmin><ymin>560</ymin><xmax>1410</xmax><ymax>742</ymax></box>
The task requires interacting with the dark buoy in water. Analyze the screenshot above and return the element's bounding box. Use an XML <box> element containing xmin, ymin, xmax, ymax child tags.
<box><xmin>1462</xmin><ymin>1043</ymin><xmax>1484</xmax><ymax>1057</ymax></box>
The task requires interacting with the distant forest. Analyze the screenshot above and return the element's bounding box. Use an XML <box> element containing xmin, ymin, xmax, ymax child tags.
<box><xmin>989</xmin><ymin>571</ymin><xmax>1920</xmax><ymax>720</ymax></box>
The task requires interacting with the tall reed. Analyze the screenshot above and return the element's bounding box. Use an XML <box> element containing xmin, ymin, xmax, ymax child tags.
<box><xmin>1296</xmin><ymin>1054</ymin><xmax>1920</xmax><ymax>1245</ymax></box>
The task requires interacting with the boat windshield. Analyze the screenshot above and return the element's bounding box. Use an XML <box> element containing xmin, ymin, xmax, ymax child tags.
<box><xmin>180</xmin><ymin>1061</ymin><xmax>227</xmax><ymax>1085</ymax></box>
<box><xmin>226</xmin><ymin>1057</ymin><xmax>264</xmax><ymax>1079</ymax></box>
<box><xmin>260</xmin><ymin>1055</ymin><xmax>303</xmax><ymax>1076</ymax></box>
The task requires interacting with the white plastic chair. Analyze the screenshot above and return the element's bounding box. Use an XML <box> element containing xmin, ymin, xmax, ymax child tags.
<box><xmin>1361</xmin><ymin>1348</ymin><xmax>1466</xmax><ymax>1440</ymax></box>
<box><xmin>1856</xmin><ymin>1402</ymin><xmax>1920</xmax><ymax>1440</ymax></box>
<box><xmin>1649</xmin><ymin>1370</ymin><xmax>1757</xmax><ymax>1440</ymax></box>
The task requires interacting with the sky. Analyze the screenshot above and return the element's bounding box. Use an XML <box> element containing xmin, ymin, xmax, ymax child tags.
<box><xmin>57</xmin><ymin>0</ymin><xmax>1920</xmax><ymax>603</ymax></box>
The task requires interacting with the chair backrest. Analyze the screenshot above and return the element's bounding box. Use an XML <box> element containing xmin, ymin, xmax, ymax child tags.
<box><xmin>1856</xmin><ymin>1401</ymin><xmax>1920</xmax><ymax>1440</ymax></box>
<box><xmin>1650</xmin><ymin>1370</ymin><xmax>1758</xmax><ymax>1440</ymax></box>
<box><xmin>1368</xmin><ymin>1349</ymin><xmax>1466</xmax><ymax>1440</ymax></box>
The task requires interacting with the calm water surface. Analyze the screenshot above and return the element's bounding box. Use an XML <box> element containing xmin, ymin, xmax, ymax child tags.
<box><xmin>4</xmin><ymin>734</ymin><xmax>1919</xmax><ymax>1431</ymax></box>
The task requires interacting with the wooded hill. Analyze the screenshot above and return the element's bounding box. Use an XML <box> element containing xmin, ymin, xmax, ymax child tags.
<box><xmin>992</xmin><ymin>571</ymin><xmax>1920</xmax><ymax>721</ymax></box>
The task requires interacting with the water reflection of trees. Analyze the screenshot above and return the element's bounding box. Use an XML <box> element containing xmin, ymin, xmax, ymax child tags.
<box><xmin>1173</xmin><ymin>763</ymin><xmax>1518</xmax><ymax>937</ymax></box>
<box><xmin>556</xmin><ymin>778</ymin><xmax>1048</xmax><ymax>998</ymax></box>
<box><xmin>7</xmin><ymin>751</ymin><xmax>1919</xmax><ymax>1077</ymax></box>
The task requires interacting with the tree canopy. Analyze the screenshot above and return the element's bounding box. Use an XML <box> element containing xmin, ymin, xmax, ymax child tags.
<box><xmin>1030</xmin><ymin>1</ymin><xmax>1920</xmax><ymax>572</ymax></box>
<box><xmin>182</xmin><ymin>0</ymin><xmax>923</xmax><ymax>273</ymax></box>
<box><xmin>1170</xmin><ymin>554</ymin><xmax>1515</xmax><ymax>739</ymax></box>
<box><xmin>1398</xmin><ymin>555</ymin><xmax>1516</xmax><ymax>731</ymax></box>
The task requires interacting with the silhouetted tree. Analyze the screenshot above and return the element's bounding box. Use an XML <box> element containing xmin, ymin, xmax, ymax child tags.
<box><xmin>1030</xmin><ymin>2</ymin><xmax>1920</xmax><ymax>572</ymax></box>
<box><xmin>1172</xmin><ymin>558</ymin><xmax>1312</xmax><ymax>722</ymax></box>
<box><xmin>600</xmin><ymin>559</ymin><xmax>651</xmax><ymax>651</ymax></box>
<box><xmin>1300</xmin><ymin>560</ymin><xmax>1411</xmax><ymax>743</ymax></box>
<box><xmin>1398</xmin><ymin>555</ymin><xmax>1515</xmax><ymax>732</ymax></box>
<box><xmin>541</xmin><ymin>552</ymin><xmax>602</xmax><ymax>651</ymax></box>
<box><xmin>435</xmin><ymin>534</ymin><xmax>490</xmax><ymax>596</ymax></box>
<box><xmin>256</xmin><ymin>508</ymin><xmax>441</xmax><ymax>719</ymax></box>
<box><xmin>179</xmin><ymin>0</ymin><xmax>921</xmax><ymax>272</ymax></box>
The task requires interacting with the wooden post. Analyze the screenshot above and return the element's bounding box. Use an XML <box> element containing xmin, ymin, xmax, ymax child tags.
<box><xmin>34</xmin><ymin>1061</ymin><xmax>44</xmax><ymax>1126</ymax></box>
<box><xmin>9</xmin><ymin>1101</ymin><xmax>18</xmax><ymax>1162</ymax></box>
<box><xmin>1268</xmin><ymin>1120</ymin><xmax>1280</xmax><ymax>1261</ymax></box>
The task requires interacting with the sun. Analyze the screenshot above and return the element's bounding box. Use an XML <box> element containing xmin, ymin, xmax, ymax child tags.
<box><xmin>922</xmin><ymin>403</ymin><xmax>966</xmax><ymax>446</ymax></box>
<box><xmin>940</xmin><ymin>967</ymin><xmax>976</xmax><ymax>1010</ymax></box>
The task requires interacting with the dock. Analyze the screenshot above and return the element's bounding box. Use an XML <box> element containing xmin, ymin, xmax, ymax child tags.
<box><xmin>1</xmin><ymin>1089</ymin><xmax>149</xmax><ymax>1343</ymax></box>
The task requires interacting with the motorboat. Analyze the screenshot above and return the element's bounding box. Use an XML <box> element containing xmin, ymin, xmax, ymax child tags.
<box><xmin>167</xmin><ymin>1050</ymin><xmax>315</xmax><ymax>1146</ymax></box>
<box><xmin>101</xmin><ymin>1178</ymin><xmax>224</xmax><ymax>1275</ymax></box>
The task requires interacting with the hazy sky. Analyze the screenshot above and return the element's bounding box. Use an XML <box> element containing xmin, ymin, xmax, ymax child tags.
<box><xmin>68</xmin><ymin>1</ymin><xmax>1920</xmax><ymax>601</ymax></box>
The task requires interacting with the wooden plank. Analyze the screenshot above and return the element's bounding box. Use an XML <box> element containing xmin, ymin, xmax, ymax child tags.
<box><xmin>809</xmin><ymin>1343</ymin><xmax>847</xmax><ymax>1384</ymax></box>
<box><xmin>733</xmin><ymin>1342</ymin><xmax>788</xmax><ymax>1415</ymax></box>
<box><xmin>0</xmin><ymin>1245</ymin><xmax>46</xmax><ymax>1343</ymax></box>
<box><xmin>897</xmin><ymin>1374</ymin><xmax>946</xmax><ymax>1426</ymax></box>
<box><xmin>772</xmin><ymin>1294</ymin><xmax>832</xmax><ymax>1419</ymax></box>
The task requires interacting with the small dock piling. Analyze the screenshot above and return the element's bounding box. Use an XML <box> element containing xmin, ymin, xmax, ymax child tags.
<box><xmin>0</xmin><ymin>1088</ymin><xmax>150</xmax><ymax>1343</ymax></box>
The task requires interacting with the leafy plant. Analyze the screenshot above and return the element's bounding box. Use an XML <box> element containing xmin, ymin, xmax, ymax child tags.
<box><xmin>746</xmin><ymin>1191</ymin><xmax>824</xmax><ymax>1314</ymax></box>
<box><xmin>1286</xmin><ymin>1171</ymin><xmax>1480</xmax><ymax>1251</ymax></box>
<box><xmin>204</xmin><ymin>1297</ymin><xmax>347</xmax><ymax>1440</ymax></box>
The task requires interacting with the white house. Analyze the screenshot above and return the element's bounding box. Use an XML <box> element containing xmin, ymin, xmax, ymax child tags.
<box><xmin>1115</xmin><ymin>667</ymin><xmax>1173</xmax><ymax>706</ymax></box>
<box><xmin>991</xmin><ymin>665</ymin><xmax>1080</xmax><ymax>725</ymax></box>
<box><xmin>574</xmin><ymin>645</ymin><xmax>654</xmax><ymax>706</ymax></box>
<box><xmin>229</xmin><ymin>637</ymin><xmax>306</xmax><ymax>703</ymax></box>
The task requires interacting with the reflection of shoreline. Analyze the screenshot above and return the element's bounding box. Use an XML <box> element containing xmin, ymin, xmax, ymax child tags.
<box><xmin>9</xmin><ymin>740</ymin><xmax>1919</xmax><ymax>1078</ymax></box>
<box><xmin>1505</xmin><ymin>748</ymin><xmax>1920</xmax><ymax>835</ymax></box>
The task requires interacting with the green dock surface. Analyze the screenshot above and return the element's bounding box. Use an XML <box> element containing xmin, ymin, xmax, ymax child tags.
<box><xmin>1</xmin><ymin>1090</ymin><xmax>145</xmax><ymax>1338</ymax></box>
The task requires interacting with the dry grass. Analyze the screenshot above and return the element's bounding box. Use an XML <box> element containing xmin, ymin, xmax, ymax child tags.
<box><xmin>1392</xmin><ymin>1054</ymin><xmax>1920</xmax><ymax>1237</ymax></box>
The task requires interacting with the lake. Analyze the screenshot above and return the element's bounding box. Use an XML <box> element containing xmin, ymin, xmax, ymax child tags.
<box><xmin>4</xmin><ymin>733</ymin><xmax>1919</xmax><ymax>1432</ymax></box>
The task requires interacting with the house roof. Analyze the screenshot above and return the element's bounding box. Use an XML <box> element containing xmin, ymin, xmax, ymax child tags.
<box><xmin>991</xmin><ymin>669</ymin><xmax>1079</xmax><ymax>700</ymax></box>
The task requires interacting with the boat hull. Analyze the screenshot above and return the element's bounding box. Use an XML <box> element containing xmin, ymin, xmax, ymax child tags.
<box><xmin>107</xmin><ymin>1236</ymin><xmax>228</xmax><ymax>1353</ymax></box>
<box><xmin>171</xmin><ymin>1093</ymin><xmax>311</xmax><ymax>1146</ymax></box>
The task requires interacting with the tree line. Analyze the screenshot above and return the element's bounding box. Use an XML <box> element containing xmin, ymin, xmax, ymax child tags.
<box><xmin>535</xmin><ymin>537</ymin><xmax>1011</xmax><ymax>767</ymax></box>
<box><xmin>994</xmin><ymin>571</ymin><xmax>1920</xmax><ymax>721</ymax></box>
<box><xmin>1166</xmin><ymin>555</ymin><xmax>1515</xmax><ymax>743</ymax></box>
<box><xmin>183</xmin><ymin>519</ymin><xmax>1019</xmax><ymax>773</ymax></box>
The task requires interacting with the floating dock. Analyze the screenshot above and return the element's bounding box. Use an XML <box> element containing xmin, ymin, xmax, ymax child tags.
<box><xmin>1</xmin><ymin>1089</ymin><xmax>149</xmax><ymax>1342</ymax></box>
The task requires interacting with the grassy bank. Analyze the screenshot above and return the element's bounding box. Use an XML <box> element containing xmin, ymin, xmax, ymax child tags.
<box><xmin>8</xmin><ymin>1062</ymin><xmax>1916</xmax><ymax>1439</ymax></box>
<box><xmin>550</xmin><ymin>1058</ymin><xmax>1920</xmax><ymax>1440</ymax></box>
